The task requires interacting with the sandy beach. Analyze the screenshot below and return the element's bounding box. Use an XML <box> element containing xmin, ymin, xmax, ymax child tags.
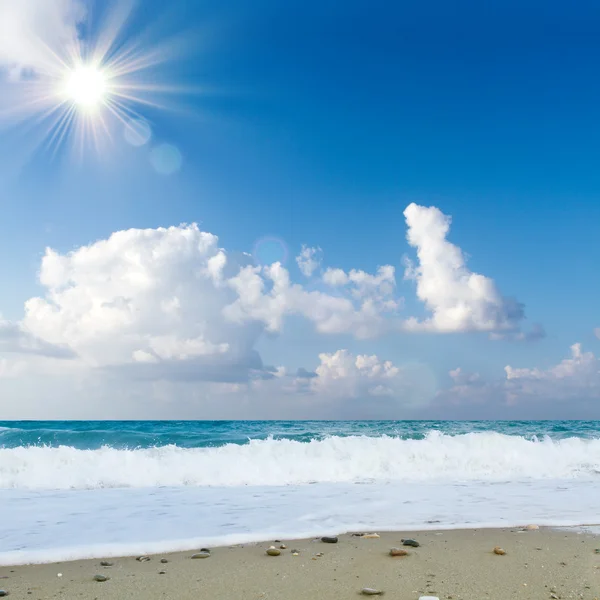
<box><xmin>1</xmin><ymin>528</ymin><xmax>598</xmax><ymax>600</ymax></box>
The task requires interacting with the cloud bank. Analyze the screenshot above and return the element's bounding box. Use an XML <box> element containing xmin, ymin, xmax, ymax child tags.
<box><xmin>0</xmin><ymin>202</ymin><xmax>563</xmax><ymax>419</ymax></box>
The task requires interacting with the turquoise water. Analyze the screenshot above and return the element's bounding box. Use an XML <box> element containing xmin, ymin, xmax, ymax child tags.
<box><xmin>1</xmin><ymin>420</ymin><xmax>598</xmax><ymax>449</ymax></box>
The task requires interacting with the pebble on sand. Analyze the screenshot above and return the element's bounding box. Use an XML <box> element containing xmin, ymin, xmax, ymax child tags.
<box><xmin>266</xmin><ymin>548</ymin><xmax>281</xmax><ymax>556</ymax></box>
<box><xmin>160</xmin><ymin>558</ymin><xmax>169</xmax><ymax>563</ymax></box>
<box><xmin>93</xmin><ymin>575</ymin><xmax>110</xmax><ymax>582</ymax></box>
<box><xmin>361</xmin><ymin>588</ymin><xmax>384</xmax><ymax>595</ymax></box>
<box><xmin>524</xmin><ymin>524</ymin><xmax>539</xmax><ymax>531</ymax></box>
<box><xmin>100</xmin><ymin>561</ymin><xmax>113</xmax><ymax>567</ymax></box>
<box><xmin>361</xmin><ymin>533</ymin><xmax>380</xmax><ymax>539</ymax></box>
<box><xmin>389</xmin><ymin>548</ymin><xmax>409</xmax><ymax>557</ymax></box>
<box><xmin>280</xmin><ymin>544</ymin><xmax>287</xmax><ymax>549</ymax></box>
<box><xmin>0</xmin><ymin>591</ymin><xmax>8</xmax><ymax>597</ymax></box>
<box><xmin>136</xmin><ymin>556</ymin><xmax>150</xmax><ymax>562</ymax></box>
<box><xmin>321</xmin><ymin>536</ymin><xmax>338</xmax><ymax>543</ymax></box>
<box><xmin>493</xmin><ymin>546</ymin><xmax>507</xmax><ymax>555</ymax></box>
<box><xmin>191</xmin><ymin>552</ymin><xmax>211</xmax><ymax>559</ymax></box>
<box><xmin>401</xmin><ymin>539</ymin><xmax>420</xmax><ymax>547</ymax></box>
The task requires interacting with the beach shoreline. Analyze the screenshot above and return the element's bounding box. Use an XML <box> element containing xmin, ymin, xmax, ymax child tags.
<box><xmin>2</xmin><ymin>527</ymin><xmax>598</xmax><ymax>599</ymax></box>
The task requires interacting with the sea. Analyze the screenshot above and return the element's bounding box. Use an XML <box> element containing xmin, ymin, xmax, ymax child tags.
<box><xmin>0</xmin><ymin>420</ymin><xmax>599</xmax><ymax>565</ymax></box>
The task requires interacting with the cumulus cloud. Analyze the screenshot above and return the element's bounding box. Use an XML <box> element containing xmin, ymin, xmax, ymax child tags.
<box><xmin>0</xmin><ymin>0</ymin><xmax>84</xmax><ymax>78</ymax></box>
<box><xmin>402</xmin><ymin>203</ymin><xmax>538</xmax><ymax>338</ymax></box>
<box><xmin>224</xmin><ymin>261</ymin><xmax>399</xmax><ymax>339</ymax></box>
<box><xmin>0</xmin><ymin>204</ymin><xmax>548</xmax><ymax>417</ymax></box>
<box><xmin>296</xmin><ymin>245</ymin><xmax>321</xmax><ymax>277</ymax></box>
<box><xmin>11</xmin><ymin>222</ymin><xmax>406</xmax><ymax>390</ymax></box>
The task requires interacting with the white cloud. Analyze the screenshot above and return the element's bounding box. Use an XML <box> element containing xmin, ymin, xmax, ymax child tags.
<box><xmin>402</xmin><ymin>203</ymin><xmax>533</xmax><ymax>337</ymax></box>
<box><xmin>22</xmin><ymin>225</ymin><xmax>248</xmax><ymax>372</ymax></box>
<box><xmin>296</xmin><ymin>245</ymin><xmax>321</xmax><ymax>277</ymax></box>
<box><xmin>245</xmin><ymin>349</ymin><xmax>438</xmax><ymax>419</ymax></box>
<box><xmin>12</xmin><ymin>223</ymin><xmax>405</xmax><ymax>389</ymax></box>
<box><xmin>504</xmin><ymin>343</ymin><xmax>600</xmax><ymax>402</ymax></box>
<box><xmin>0</xmin><ymin>0</ymin><xmax>84</xmax><ymax>78</ymax></box>
<box><xmin>594</xmin><ymin>328</ymin><xmax>600</xmax><ymax>340</ymax></box>
<box><xmin>323</xmin><ymin>268</ymin><xmax>348</xmax><ymax>286</ymax></box>
<box><xmin>224</xmin><ymin>261</ymin><xmax>398</xmax><ymax>339</ymax></box>
<box><xmin>439</xmin><ymin>343</ymin><xmax>600</xmax><ymax>413</ymax></box>
<box><xmin>0</xmin><ymin>203</ymin><xmax>548</xmax><ymax>417</ymax></box>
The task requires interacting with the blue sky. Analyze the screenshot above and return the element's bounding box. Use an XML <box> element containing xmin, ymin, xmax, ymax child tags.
<box><xmin>0</xmin><ymin>0</ymin><xmax>599</xmax><ymax>418</ymax></box>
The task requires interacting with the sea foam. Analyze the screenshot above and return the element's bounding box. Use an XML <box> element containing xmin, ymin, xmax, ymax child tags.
<box><xmin>1</xmin><ymin>431</ymin><xmax>599</xmax><ymax>490</ymax></box>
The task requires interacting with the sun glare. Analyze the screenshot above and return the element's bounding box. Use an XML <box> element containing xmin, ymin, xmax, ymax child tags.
<box><xmin>0</xmin><ymin>1</ymin><xmax>196</xmax><ymax>160</ymax></box>
<box><xmin>64</xmin><ymin>66</ymin><xmax>108</xmax><ymax>111</ymax></box>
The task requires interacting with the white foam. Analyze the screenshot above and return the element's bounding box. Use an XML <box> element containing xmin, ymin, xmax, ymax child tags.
<box><xmin>1</xmin><ymin>432</ymin><xmax>599</xmax><ymax>490</ymax></box>
<box><xmin>0</xmin><ymin>479</ymin><xmax>598</xmax><ymax>565</ymax></box>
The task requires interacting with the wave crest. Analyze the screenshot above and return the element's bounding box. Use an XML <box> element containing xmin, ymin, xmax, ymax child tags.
<box><xmin>1</xmin><ymin>431</ymin><xmax>599</xmax><ymax>490</ymax></box>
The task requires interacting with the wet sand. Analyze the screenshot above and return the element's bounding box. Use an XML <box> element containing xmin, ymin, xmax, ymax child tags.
<box><xmin>1</xmin><ymin>528</ymin><xmax>599</xmax><ymax>599</ymax></box>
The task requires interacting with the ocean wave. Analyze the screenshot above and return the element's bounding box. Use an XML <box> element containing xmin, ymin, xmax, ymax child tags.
<box><xmin>1</xmin><ymin>431</ymin><xmax>600</xmax><ymax>490</ymax></box>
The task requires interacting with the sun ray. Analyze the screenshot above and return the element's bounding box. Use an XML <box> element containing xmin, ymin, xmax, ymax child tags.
<box><xmin>0</xmin><ymin>1</ymin><xmax>200</xmax><ymax>162</ymax></box>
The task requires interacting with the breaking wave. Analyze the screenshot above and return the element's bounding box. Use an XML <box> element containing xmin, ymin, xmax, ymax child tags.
<box><xmin>2</xmin><ymin>431</ymin><xmax>600</xmax><ymax>490</ymax></box>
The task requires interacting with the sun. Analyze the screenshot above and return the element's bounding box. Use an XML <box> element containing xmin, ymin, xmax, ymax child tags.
<box><xmin>0</xmin><ymin>1</ymin><xmax>198</xmax><ymax>159</ymax></box>
<box><xmin>64</xmin><ymin>65</ymin><xmax>108</xmax><ymax>111</ymax></box>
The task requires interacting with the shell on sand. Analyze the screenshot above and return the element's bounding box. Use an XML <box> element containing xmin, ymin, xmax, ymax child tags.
<box><xmin>493</xmin><ymin>546</ymin><xmax>506</xmax><ymax>555</ymax></box>
<box><xmin>361</xmin><ymin>533</ymin><xmax>380</xmax><ymax>539</ymax></box>
<box><xmin>361</xmin><ymin>588</ymin><xmax>384</xmax><ymax>595</ymax></box>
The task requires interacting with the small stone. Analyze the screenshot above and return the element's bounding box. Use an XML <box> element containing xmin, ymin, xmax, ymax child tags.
<box><xmin>159</xmin><ymin>571</ymin><xmax>166</xmax><ymax>575</ymax></box>
<box><xmin>160</xmin><ymin>558</ymin><xmax>168</xmax><ymax>563</ymax></box>
<box><xmin>100</xmin><ymin>561</ymin><xmax>113</xmax><ymax>567</ymax></box>
<box><xmin>0</xmin><ymin>592</ymin><xmax>8</xmax><ymax>597</ymax></box>
<box><xmin>493</xmin><ymin>546</ymin><xmax>506</xmax><ymax>555</ymax></box>
<box><xmin>290</xmin><ymin>549</ymin><xmax>299</xmax><ymax>554</ymax></box>
<box><xmin>266</xmin><ymin>548</ymin><xmax>281</xmax><ymax>556</ymax></box>
<box><xmin>315</xmin><ymin>552</ymin><xmax>324</xmax><ymax>557</ymax></box>
<box><xmin>93</xmin><ymin>574</ymin><xmax>109</xmax><ymax>582</ymax></box>
<box><xmin>361</xmin><ymin>533</ymin><xmax>380</xmax><ymax>539</ymax></box>
<box><xmin>191</xmin><ymin>552</ymin><xmax>211</xmax><ymax>559</ymax></box>
<box><xmin>361</xmin><ymin>588</ymin><xmax>384</xmax><ymax>595</ymax></box>
<box><xmin>550</xmin><ymin>594</ymin><xmax>559</xmax><ymax>599</ymax></box>
<box><xmin>279</xmin><ymin>544</ymin><xmax>287</xmax><ymax>549</ymax></box>
<box><xmin>292</xmin><ymin>552</ymin><xmax>299</xmax><ymax>556</ymax></box>
<box><xmin>389</xmin><ymin>548</ymin><xmax>409</xmax><ymax>557</ymax></box>
<box><xmin>200</xmin><ymin>548</ymin><xmax>210</xmax><ymax>553</ymax></box>
<box><xmin>136</xmin><ymin>556</ymin><xmax>150</xmax><ymax>562</ymax></box>
<box><xmin>595</xmin><ymin>549</ymin><xmax>600</xmax><ymax>554</ymax></box>
<box><xmin>321</xmin><ymin>536</ymin><xmax>338</xmax><ymax>543</ymax></box>
<box><xmin>524</xmin><ymin>524</ymin><xmax>539</xmax><ymax>531</ymax></box>
<box><xmin>401</xmin><ymin>539</ymin><xmax>420</xmax><ymax>547</ymax></box>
